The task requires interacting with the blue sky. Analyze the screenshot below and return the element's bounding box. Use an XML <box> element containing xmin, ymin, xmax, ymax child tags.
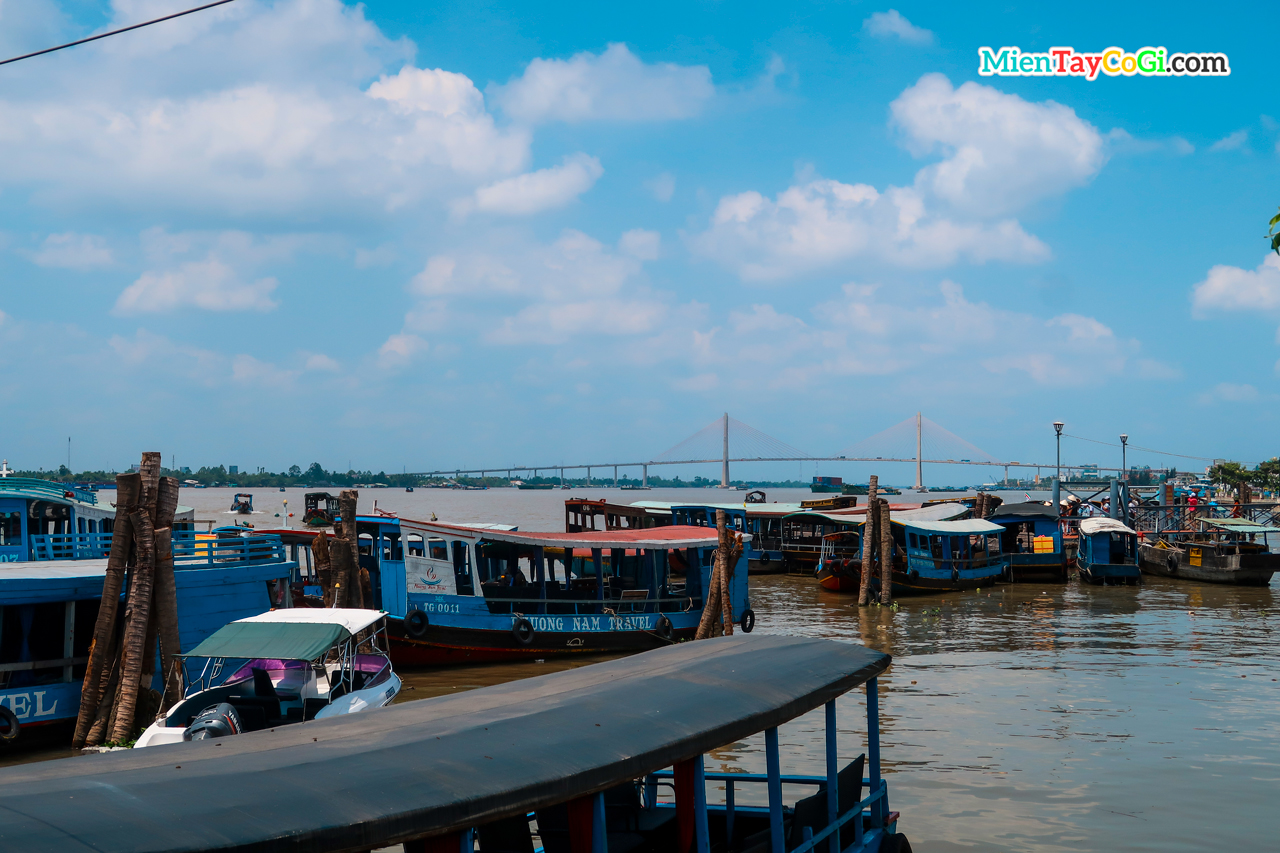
<box><xmin>0</xmin><ymin>0</ymin><xmax>1276</xmax><ymax>482</ymax></box>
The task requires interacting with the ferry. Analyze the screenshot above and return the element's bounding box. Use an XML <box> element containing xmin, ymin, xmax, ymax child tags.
<box><xmin>0</xmin><ymin>635</ymin><xmax>909</xmax><ymax>853</ymax></box>
<box><xmin>1076</xmin><ymin>518</ymin><xmax>1142</xmax><ymax>585</ymax></box>
<box><xmin>0</xmin><ymin>477</ymin><xmax>131</xmax><ymax>563</ymax></box>
<box><xmin>1137</xmin><ymin>518</ymin><xmax>1279</xmax><ymax>585</ymax></box>
<box><xmin>786</xmin><ymin>503</ymin><xmax>963</xmax><ymax>577</ymax></box>
<box><xmin>385</xmin><ymin>520</ymin><xmax>752</xmax><ymax>666</ymax></box>
<box><xmin>988</xmin><ymin>502</ymin><xmax>1068</xmax><ymax>583</ymax></box>
<box><xmin>135</xmin><ymin>609</ymin><xmax>399</xmax><ymax>747</ymax></box>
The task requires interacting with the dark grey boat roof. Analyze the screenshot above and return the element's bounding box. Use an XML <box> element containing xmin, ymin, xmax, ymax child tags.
<box><xmin>0</xmin><ymin>635</ymin><xmax>889</xmax><ymax>853</ymax></box>
<box><xmin>989</xmin><ymin>501</ymin><xmax>1059</xmax><ymax>520</ymax></box>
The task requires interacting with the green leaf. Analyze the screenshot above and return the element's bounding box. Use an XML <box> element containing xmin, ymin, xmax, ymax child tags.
<box><xmin>1271</xmin><ymin>233</ymin><xmax>1280</xmax><ymax>255</ymax></box>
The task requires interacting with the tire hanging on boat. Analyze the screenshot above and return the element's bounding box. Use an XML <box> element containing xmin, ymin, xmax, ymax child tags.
<box><xmin>0</xmin><ymin>705</ymin><xmax>19</xmax><ymax>743</ymax></box>
<box><xmin>512</xmin><ymin>617</ymin><xmax>535</xmax><ymax>646</ymax></box>
<box><xmin>405</xmin><ymin>609</ymin><xmax>430</xmax><ymax>639</ymax></box>
<box><xmin>740</xmin><ymin>608</ymin><xmax>755</xmax><ymax>633</ymax></box>
<box><xmin>655</xmin><ymin>615</ymin><xmax>674</xmax><ymax>641</ymax></box>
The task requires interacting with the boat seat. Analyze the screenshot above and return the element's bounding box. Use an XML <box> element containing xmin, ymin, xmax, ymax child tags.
<box><xmin>302</xmin><ymin>698</ymin><xmax>328</xmax><ymax>721</ymax></box>
<box><xmin>226</xmin><ymin>700</ymin><xmax>270</xmax><ymax>732</ymax></box>
<box><xmin>476</xmin><ymin>814</ymin><xmax>535</xmax><ymax>853</ymax></box>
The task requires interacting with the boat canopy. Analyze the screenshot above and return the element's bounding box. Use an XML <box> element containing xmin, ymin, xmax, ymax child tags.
<box><xmin>0</xmin><ymin>635</ymin><xmax>889</xmax><ymax>853</ymax></box>
<box><xmin>237</xmin><ymin>607</ymin><xmax>387</xmax><ymax>635</ymax></box>
<box><xmin>784</xmin><ymin>503</ymin><xmax>966</xmax><ymax>526</ymax></box>
<box><xmin>183</xmin><ymin>621</ymin><xmax>349</xmax><ymax>662</ymax></box>
<box><xmin>403</xmin><ymin>519</ymin><xmax>729</xmax><ymax>550</ymax></box>
<box><xmin>989</xmin><ymin>502</ymin><xmax>1059</xmax><ymax>520</ymax></box>
<box><xmin>1204</xmin><ymin>518</ymin><xmax>1280</xmax><ymax>534</ymax></box>
<box><xmin>899</xmin><ymin>518</ymin><xmax>1005</xmax><ymax>534</ymax></box>
<box><xmin>1079</xmin><ymin>518</ymin><xmax>1138</xmax><ymax>536</ymax></box>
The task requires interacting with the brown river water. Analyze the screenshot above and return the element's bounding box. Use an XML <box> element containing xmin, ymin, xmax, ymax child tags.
<box><xmin>7</xmin><ymin>487</ymin><xmax>1277</xmax><ymax>852</ymax></box>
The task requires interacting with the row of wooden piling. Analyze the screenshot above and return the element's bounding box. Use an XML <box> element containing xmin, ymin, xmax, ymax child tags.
<box><xmin>73</xmin><ymin>453</ymin><xmax>183</xmax><ymax>748</ymax></box>
<box><xmin>309</xmin><ymin>490</ymin><xmax>370</xmax><ymax>608</ymax></box>
<box><xmin>857</xmin><ymin>475</ymin><xmax>894</xmax><ymax>606</ymax></box>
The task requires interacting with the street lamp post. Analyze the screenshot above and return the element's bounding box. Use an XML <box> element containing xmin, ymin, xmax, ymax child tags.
<box><xmin>1053</xmin><ymin>421</ymin><xmax>1064</xmax><ymax>484</ymax></box>
<box><xmin>1120</xmin><ymin>434</ymin><xmax>1128</xmax><ymax>484</ymax></box>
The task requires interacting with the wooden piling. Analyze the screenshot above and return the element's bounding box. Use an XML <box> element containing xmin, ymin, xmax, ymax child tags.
<box><xmin>111</xmin><ymin>509</ymin><xmax>156</xmax><ymax>742</ymax></box>
<box><xmin>312</xmin><ymin>532</ymin><xmax>333</xmax><ymax>606</ymax></box>
<box><xmin>878</xmin><ymin>498</ymin><xmax>893</xmax><ymax>605</ymax></box>
<box><xmin>695</xmin><ymin>511</ymin><xmax>727</xmax><ymax>639</ymax></box>
<box><xmin>339</xmin><ymin>490</ymin><xmax>361</xmax><ymax>609</ymax></box>
<box><xmin>73</xmin><ymin>472</ymin><xmax>139</xmax><ymax>749</ymax></box>
<box><xmin>858</xmin><ymin>475</ymin><xmax>878</xmax><ymax>605</ymax></box>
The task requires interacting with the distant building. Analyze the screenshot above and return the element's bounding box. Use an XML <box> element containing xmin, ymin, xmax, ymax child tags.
<box><xmin>180</xmin><ymin>466</ymin><xmax>191</xmax><ymax>474</ymax></box>
<box><xmin>129</xmin><ymin>463</ymin><xmax>140</xmax><ymax>473</ymax></box>
<box><xmin>229</xmin><ymin>465</ymin><xmax>239</xmax><ymax>475</ymax></box>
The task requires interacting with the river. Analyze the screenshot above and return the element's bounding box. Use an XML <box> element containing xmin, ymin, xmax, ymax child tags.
<box><xmin>9</xmin><ymin>486</ymin><xmax>1277</xmax><ymax>851</ymax></box>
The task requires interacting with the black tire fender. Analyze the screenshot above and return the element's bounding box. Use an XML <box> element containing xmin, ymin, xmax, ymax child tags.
<box><xmin>880</xmin><ymin>834</ymin><xmax>913</xmax><ymax>853</ymax></box>
<box><xmin>740</xmin><ymin>608</ymin><xmax>756</xmax><ymax>633</ymax></box>
<box><xmin>655</xmin><ymin>615</ymin><xmax>674</xmax><ymax>641</ymax></box>
<box><xmin>512</xmin><ymin>617</ymin><xmax>535</xmax><ymax>647</ymax></box>
<box><xmin>0</xmin><ymin>706</ymin><xmax>19</xmax><ymax>744</ymax></box>
<box><xmin>1166</xmin><ymin>554</ymin><xmax>1178</xmax><ymax>574</ymax></box>
<box><xmin>405</xmin><ymin>609</ymin><xmax>430</xmax><ymax>640</ymax></box>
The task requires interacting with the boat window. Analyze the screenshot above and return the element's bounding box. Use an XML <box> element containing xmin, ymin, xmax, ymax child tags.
<box><xmin>452</xmin><ymin>541</ymin><xmax>474</xmax><ymax>595</ymax></box>
<box><xmin>358</xmin><ymin>533</ymin><xmax>374</xmax><ymax>557</ymax></box>
<box><xmin>382</xmin><ymin>532</ymin><xmax>403</xmax><ymax>561</ymax></box>
<box><xmin>908</xmin><ymin>532</ymin><xmax>918</xmax><ymax>549</ymax></box>
<box><xmin>930</xmin><ymin>535</ymin><xmax>945</xmax><ymax>559</ymax></box>
<box><xmin>0</xmin><ymin>511</ymin><xmax>20</xmax><ymax>546</ymax></box>
<box><xmin>428</xmin><ymin>538</ymin><xmax>448</xmax><ymax>561</ymax></box>
<box><xmin>406</xmin><ymin>534</ymin><xmax>424</xmax><ymax>557</ymax></box>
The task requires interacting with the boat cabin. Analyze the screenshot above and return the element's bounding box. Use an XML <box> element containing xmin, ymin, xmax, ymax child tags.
<box><xmin>136</xmin><ymin>608</ymin><xmax>399</xmax><ymax>748</ymax></box>
<box><xmin>1076</xmin><ymin>518</ymin><xmax>1141</xmax><ymax>585</ymax></box>
<box><xmin>303</xmin><ymin>492</ymin><xmax>339</xmax><ymax>527</ymax></box>
<box><xmin>899</xmin><ymin>518</ymin><xmax>1007</xmax><ymax>589</ymax></box>
<box><xmin>386</xmin><ymin>521</ymin><xmax>752</xmax><ymax>665</ymax></box>
<box><xmin>229</xmin><ymin>493</ymin><xmax>254</xmax><ymax>514</ymax></box>
<box><xmin>565</xmin><ymin>498</ymin><xmax>666</xmax><ymax>533</ymax></box>
<box><xmin>0</xmin><ymin>635</ymin><xmax>909</xmax><ymax>853</ymax></box>
<box><xmin>988</xmin><ymin>502</ymin><xmax>1067</xmax><ymax>583</ymax></box>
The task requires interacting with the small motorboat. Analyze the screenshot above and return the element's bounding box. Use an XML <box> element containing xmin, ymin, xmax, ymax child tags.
<box><xmin>229</xmin><ymin>493</ymin><xmax>254</xmax><ymax>514</ymax></box>
<box><xmin>136</xmin><ymin>609</ymin><xmax>401</xmax><ymax>748</ymax></box>
<box><xmin>405</xmin><ymin>486</ymin><xmax>415</xmax><ymax>492</ymax></box>
<box><xmin>1077</xmin><ymin>517</ymin><xmax>1141</xmax><ymax>585</ymax></box>
<box><xmin>303</xmin><ymin>491</ymin><xmax>340</xmax><ymax>526</ymax></box>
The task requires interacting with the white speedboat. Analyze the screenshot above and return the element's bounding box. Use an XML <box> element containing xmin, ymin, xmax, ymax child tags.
<box><xmin>136</xmin><ymin>608</ymin><xmax>401</xmax><ymax>748</ymax></box>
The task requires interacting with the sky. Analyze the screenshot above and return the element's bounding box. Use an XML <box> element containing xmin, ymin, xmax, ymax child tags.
<box><xmin>0</xmin><ymin>0</ymin><xmax>1276</xmax><ymax>483</ymax></box>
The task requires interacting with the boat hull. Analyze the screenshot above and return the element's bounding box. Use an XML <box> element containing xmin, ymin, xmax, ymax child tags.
<box><xmin>1137</xmin><ymin>542</ymin><xmax>1277</xmax><ymax>586</ymax></box>
<box><xmin>1078</xmin><ymin>559</ymin><xmax>1141</xmax><ymax>586</ymax></box>
<box><xmin>814</xmin><ymin>559</ymin><xmax>1004</xmax><ymax>596</ymax></box>
<box><xmin>1006</xmin><ymin>554</ymin><xmax>1070</xmax><ymax>584</ymax></box>
<box><xmin>747</xmin><ymin>551</ymin><xmax>787</xmax><ymax>575</ymax></box>
<box><xmin>387</xmin><ymin>617</ymin><xmax>695</xmax><ymax>666</ymax></box>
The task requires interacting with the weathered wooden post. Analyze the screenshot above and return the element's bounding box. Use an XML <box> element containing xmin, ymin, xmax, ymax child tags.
<box><xmin>153</xmin><ymin>477</ymin><xmax>182</xmax><ymax>712</ymax></box>
<box><xmin>858</xmin><ymin>476</ymin><xmax>878</xmax><ymax>605</ymax></box>
<box><xmin>312</xmin><ymin>531</ymin><xmax>334</xmax><ymax>605</ymax></box>
<box><xmin>339</xmin><ymin>490</ymin><xmax>361</xmax><ymax>608</ymax></box>
<box><xmin>878</xmin><ymin>498</ymin><xmax>893</xmax><ymax>605</ymax></box>
<box><xmin>73</xmin><ymin>472</ymin><xmax>140</xmax><ymax>748</ymax></box>
<box><xmin>696</xmin><ymin>510</ymin><xmax>730</xmax><ymax>639</ymax></box>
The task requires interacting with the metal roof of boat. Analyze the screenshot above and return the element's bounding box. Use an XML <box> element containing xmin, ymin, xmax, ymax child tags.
<box><xmin>0</xmin><ymin>635</ymin><xmax>888</xmax><ymax>853</ymax></box>
<box><xmin>401</xmin><ymin>519</ymin><xmax>727</xmax><ymax>549</ymax></box>
<box><xmin>236</xmin><ymin>607</ymin><xmax>387</xmax><ymax>635</ymax></box>
<box><xmin>899</xmin><ymin>518</ymin><xmax>1005</xmax><ymax>534</ymax></box>
<box><xmin>1078</xmin><ymin>518</ymin><xmax>1138</xmax><ymax>536</ymax></box>
<box><xmin>988</xmin><ymin>501</ymin><xmax>1059</xmax><ymax>520</ymax></box>
<box><xmin>183</xmin><ymin>619</ymin><xmax>350</xmax><ymax>662</ymax></box>
<box><xmin>1204</xmin><ymin>518</ymin><xmax>1280</xmax><ymax>534</ymax></box>
<box><xmin>630</xmin><ymin>500</ymin><xmax>807</xmax><ymax>516</ymax></box>
<box><xmin>783</xmin><ymin>503</ymin><xmax>966</xmax><ymax>525</ymax></box>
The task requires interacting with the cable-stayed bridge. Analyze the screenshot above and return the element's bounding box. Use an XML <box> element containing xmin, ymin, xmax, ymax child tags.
<box><xmin>411</xmin><ymin>413</ymin><xmax>1132</xmax><ymax>488</ymax></box>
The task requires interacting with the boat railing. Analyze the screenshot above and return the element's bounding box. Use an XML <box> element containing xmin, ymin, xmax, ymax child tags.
<box><xmin>0</xmin><ymin>477</ymin><xmax>97</xmax><ymax>505</ymax></box>
<box><xmin>29</xmin><ymin>531</ymin><xmax>290</xmax><ymax>567</ymax></box>
<box><xmin>908</xmin><ymin>552</ymin><xmax>1006</xmax><ymax>571</ymax></box>
<box><xmin>644</xmin><ymin>769</ymin><xmax>890</xmax><ymax>852</ymax></box>
<box><xmin>1130</xmin><ymin>502</ymin><xmax>1280</xmax><ymax>533</ymax></box>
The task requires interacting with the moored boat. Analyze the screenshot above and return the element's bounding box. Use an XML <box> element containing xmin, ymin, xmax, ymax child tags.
<box><xmin>384</xmin><ymin>521</ymin><xmax>753</xmax><ymax>666</ymax></box>
<box><xmin>1137</xmin><ymin>518</ymin><xmax>1280</xmax><ymax>585</ymax></box>
<box><xmin>229</xmin><ymin>493</ymin><xmax>254</xmax><ymax>514</ymax></box>
<box><xmin>1077</xmin><ymin>518</ymin><xmax>1141</xmax><ymax>585</ymax></box>
<box><xmin>135</xmin><ymin>608</ymin><xmax>399</xmax><ymax>748</ymax></box>
<box><xmin>988</xmin><ymin>502</ymin><xmax>1068</xmax><ymax>583</ymax></box>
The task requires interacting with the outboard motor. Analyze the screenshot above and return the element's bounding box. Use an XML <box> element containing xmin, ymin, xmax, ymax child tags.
<box><xmin>183</xmin><ymin>703</ymin><xmax>243</xmax><ymax>741</ymax></box>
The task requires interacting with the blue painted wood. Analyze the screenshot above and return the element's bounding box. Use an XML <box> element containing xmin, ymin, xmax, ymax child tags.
<box><xmin>766</xmin><ymin>726</ymin><xmax>783</xmax><ymax>853</ymax></box>
<box><xmin>693</xmin><ymin>754</ymin><xmax>710</xmax><ymax>853</ymax></box>
<box><xmin>592</xmin><ymin>790</ymin><xmax>608</xmax><ymax>853</ymax></box>
<box><xmin>825</xmin><ymin>699</ymin><xmax>839</xmax><ymax>852</ymax></box>
<box><xmin>866</xmin><ymin>678</ymin><xmax>884</xmax><ymax>828</ymax></box>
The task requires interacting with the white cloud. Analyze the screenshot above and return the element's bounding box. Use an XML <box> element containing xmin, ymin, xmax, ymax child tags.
<box><xmin>1191</xmin><ymin>254</ymin><xmax>1280</xmax><ymax>314</ymax></box>
<box><xmin>491</xmin><ymin>43</ymin><xmax>714</xmax><ymax>124</ymax></box>
<box><xmin>0</xmin><ymin>1</ymin><xmax>530</xmax><ymax>215</ymax></box>
<box><xmin>485</xmin><ymin>299</ymin><xmax>667</xmax><ymax>344</ymax></box>
<box><xmin>891</xmin><ymin>73</ymin><xmax>1106</xmax><ymax>216</ymax></box>
<box><xmin>1209</xmin><ymin>130</ymin><xmax>1249</xmax><ymax>152</ymax></box>
<box><xmin>672</xmin><ymin>373</ymin><xmax>719</xmax><ymax>392</ymax></box>
<box><xmin>464</xmin><ymin>153</ymin><xmax>603</xmax><ymax>216</ymax></box>
<box><xmin>862</xmin><ymin>10</ymin><xmax>935</xmax><ymax>46</ymax></box>
<box><xmin>354</xmin><ymin>244</ymin><xmax>397</xmax><ymax>268</ymax></box>
<box><xmin>377</xmin><ymin>333</ymin><xmax>429</xmax><ymax>369</ymax></box>
<box><xmin>689</xmin><ymin>178</ymin><xmax>1048</xmax><ymax>280</ymax></box>
<box><xmin>304</xmin><ymin>352</ymin><xmax>341</xmax><ymax>371</ymax></box>
<box><xmin>1198</xmin><ymin>382</ymin><xmax>1259</xmax><ymax>404</ymax></box>
<box><xmin>231</xmin><ymin>354</ymin><xmax>298</xmax><ymax>387</ymax></box>
<box><xmin>619</xmin><ymin>229</ymin><xmax>661</xmax><ymax>260</ymax></box>
<box><xmin>647</xmin><ymin>172</ymin><xmax>676</xmax><ymax>202</ymax></box>
<box><xmin>115</xmin><ymin>258</ymin><xmax>278</xmax><ymax>314</ymax></box>
<box><xmin>32</xmin><ymin>233</ymin><xmax>113</xmax><ymax>269</ymax></box>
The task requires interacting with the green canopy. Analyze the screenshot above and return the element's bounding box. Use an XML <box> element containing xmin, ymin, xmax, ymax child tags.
<box><xmin>183</xmin><ymin>620</ymin><xmax>350</xmax><ymax>661</ymax></box>
<box><xmin>1207</xmin><ymin>519</ymin><xmax>1280</xmax><ymax>534</ymax></box>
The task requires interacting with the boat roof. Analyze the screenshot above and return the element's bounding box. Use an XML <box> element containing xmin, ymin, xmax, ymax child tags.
<box><xmin>1204</xmin><ymin>518</ymin><xmax>1280</xmax><ymax>534</ymax></box>
<box><xmin>901</xmin><ymin>518</ymin><xmax>1005</xmax><ymax>534</ymax></box>
<box><xmin>1079</xmin><ymin>518</ymin><xmax>1138</xmax><ymax>536</ymax></box>
<box><xmin>401</xmin><ymin>519</ymin><xmax>726</xmax><ymax>549</ymax></box>
<box><xmin>630</xmin><ymin>500</ymin><xmax>807</xmax><ymax>517</ymax></box>
<box><xmin>0</xmin><ymin>635</ymin><xmax>888</xmax><ymax>852</ymax></box>
<box><xmin>236</xmin><ymin>607</ymin><xmax>387</xmax><ymax>635</ymax></box>
<box><xmin>785</xmin><ymin>503</ymin><xmax>967</xmax><ymax>526</ymax></box>
<box><xmin>989</xmin><ymin>501</ymin><xmax>1059</xmax><ymax>520</ymax></box>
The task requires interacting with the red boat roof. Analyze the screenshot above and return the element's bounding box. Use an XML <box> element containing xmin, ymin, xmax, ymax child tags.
<box><xmin>401</xmin><ymin>519</ymin><xmax>725</xmax><ymax>550</ymax></box>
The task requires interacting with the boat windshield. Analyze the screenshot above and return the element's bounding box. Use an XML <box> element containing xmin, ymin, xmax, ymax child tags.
<box><xmin>228</xmin><ymin>658</ymin><xmax>312</xmax><ymax>681</ymax></box>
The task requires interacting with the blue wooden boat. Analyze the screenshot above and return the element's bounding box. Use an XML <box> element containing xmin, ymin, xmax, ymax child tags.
<box><xmin>229</xmin><ymin>492</ymin><xmax>254</xmax><ymax>514</ymax></box>
<box><xmin>987</xmin><ymin>502</ymin><xmax>1068</xmax><ymax>583</ymax></box>
<box><xmin>1077</xmin><ymin>518</ymin><xmax>1142</xmax><ymax>585</ymax></box>
<box><xmin>385</xmin><ymin>520</ymin><xmax>753</xmax><ymax>666</ymax></box>
<box><xmin>0</xmin><ymin>634</ymin><xmax>909</xmax><ymax>853</ymax></box>
<box><xmin>669</xmin><ymin>503</ymin><xmax>794</xmax><ymax>575</ymax></box>
<box><xmin>0</xmin><ymin>528</ymin><xmax>299</xmax><ymax>744</ymax></box>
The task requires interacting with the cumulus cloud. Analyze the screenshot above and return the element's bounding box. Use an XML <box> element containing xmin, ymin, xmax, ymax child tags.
<box><xmin>891</xmin><ymin>73</ymin><xmax>1106</xmax><ymax>216</ymax></box>
<box><xmin>647</xmin><ymin>172</ymin><xmax>676</xmax><ymax>202</ymax></box>
<box><xmin>0</xmin><ymin>1</ymin><xmax>529</xmax><ymax>215</ymax></box>
<box><xmin>619</xmin><ymin>229</ymin><xmax>661</xmax><ymax>260</ymax></box>
<box><xmin>1191</xmin><ymin>254</ymin><xmax>1280</xmax><ymax>314</ymax></box>
<box><xmin>491</xmin><ymin>43</ymin><xmax>714</xmax><ymax>124</ymax></box>
<box><xmin>1198</xmin><ymin>382</ymin><xmax>1259</xmax><ymax>404</ymax></box>
<box><xmin>377</xmin><ymin>333</ymin><xmax>429</xmax><ymax>369</ymax></box>
<box><xmin>114</xmin><ymin>258</ymin><xmax>278</xmax><ymax>314</ymax></box>
<box><xmin>463</xmin><ymin>153</ymin><xmax>603</xmax><ymax>216</ymax></box>
<box><xmin>689</xmin><ymin>178</ymin><xmax>1048</xmax><ymax>280</ymax></box>
<box><xmin>862</xmin><ymin>10</ymin><xmax>935</xmax><ymax>46</ymax></box>
<box><xmin>304</xmin><ymin>352</ymin><xmax>341</xmax><ymax>371</ymax></box>
<box><xmin>1209</xmin><ymin>130</ymin><xmax>1249</xmax><ymax>152</ymax></box>
<box><xmin>32</xmin><ymin>233</ymin><xmax>113</xmax><ymax>269</ymax></box>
